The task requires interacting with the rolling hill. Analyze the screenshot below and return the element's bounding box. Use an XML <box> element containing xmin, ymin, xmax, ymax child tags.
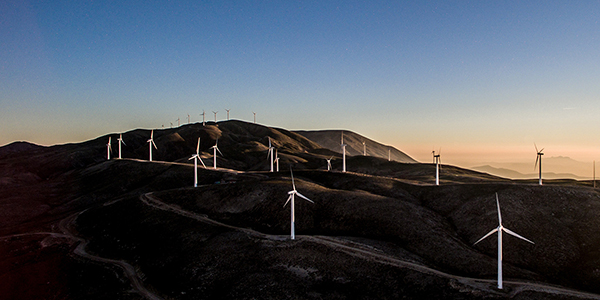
<box><xmin>1</xmin><ymin>120</ymin><xmax>599</xmax><ymax>300</ymax></box>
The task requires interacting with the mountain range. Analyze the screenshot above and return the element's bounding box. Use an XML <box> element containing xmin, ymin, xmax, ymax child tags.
<box><xmin>1</xmin><ymin>120</ymin><xmax>599</xmax><ymax>300</ymax></box>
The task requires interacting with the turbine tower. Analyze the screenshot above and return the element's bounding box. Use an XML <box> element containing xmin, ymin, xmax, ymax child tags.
<box><xmin>267</xmin><ymin>137</ymin><xmax>274</xmax><ymax>172</ymax></box>
<box><xmin>189</xmin><ymin>137</ymin><xmax>206</xmax><ymax>187</ymax></box>
<box><xmin>473</xmin><ymin>193</ymin><xmax>534</xmax><ymax>290</ymax></box>
<box><xmin>434</xmin><ymin>148</ymin><xmax>441</xmax><ymax>186</ymax></box>
<box><xmin>210</xmin><ymin>139</ymin><xmax>223</xmax><ymax>169</ymax></box>
<box><xmin>106</xmin><ymin>137</ymin><xmax>112</xmax><ymax>160</ymax></box>
<box><xmin>363</xmin><ymin>141</ymin><xmax>366</xmax><ymax>156</ymax></box>
<box><xmin>388</xmin><ymin>148</ymin><xmax>391</xmax><ymax>161</ymax></box>
<box><xmin>147</xmin><ymin>130</ymin><xmax>157</xmax><ymax>161</ymax></box>
<box><xmin>274</xmin><ymin>149</ymin><xmax>280</xmax><ymax>172</ymax></box>
<box><xmin>283</xmin><ymin>168</ymin><xmax>314</xmax><ymax>240</ymax></box>
<box><xmin>225</xmin><ymin>109</ymin><xmax>230</xmax><ymax>120</ymax></box>
<box><xmin>200</xmin><ymin>110</ymin><xmax>206</xmax><ymax>126</ymax></box>
<box><xmin>117</xmin><ymin>133</ymin><xmax>126</xmax><ymax>159</ymax></box>
<box><xmin>534</xmin><ymin>144</ymin><xmax>544</xmax><ymax>186</ymax></box>
<box><xmin>252</xmin><ymin>111</ymin><xmax>256</xmax><ymax>124</ymax></box>
<box><xmin>212</xmin><ymin>111</ymin><xmax>218</xmax><ymax>122</ymax></box>
<box><xmin>177</xmin><ymin>117</ymin><xmax>180</xmax><ymax>127</ymax></box>
<box><xmin>187</xmin><ymin>114</ymin><xmax>190</xmax><ymax>124</ymax></box>
<box><xmin>341</xmin><ymin>131</ymin><xmax>347</xmax><ymax>172</ymax></box>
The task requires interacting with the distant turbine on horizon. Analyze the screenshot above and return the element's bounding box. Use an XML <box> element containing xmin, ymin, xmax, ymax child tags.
<box><xmin>210</xmin><ymin>139</ymin><xmax>223</xmax><ymax>169</ymax></box>
<box><xmin>200</xmin><ymin>110</ymin><xmax>206</xmax><ymax>126</ymax></box>
<box><xmin>177</xmin><ymin>117</ymin><xmax>180</xmax><ymax>127</ymax></box>
<box><xmin>252</xmin><ymin>111</ymin><xmax>256</xmax><ymax>124</ymax></box>
<box><xmin>212</xmin><ymin>111</ymin><xmax>218</xmax><ymax>123</ymax></box>
<box><xmin>187</xmin><ymin>114</ymin><xmax>190</xmax><ymax>124</ymax></box>
<box><xmin>189</xmin><ymin>137</ymin><xmax>206</xmax><ymax>187</ymax></box>
<box><xmin>225</xmin><ymin>109</ymin><xmax>230</xmax><ymax>120</ymax></box>
<box><xmin>433</xmin><ymin>148</ymin><xmax>441</xmax><ymax>186</ymax></box>
<box><xmin>147</xmin><ymin>130</ymin><xmax>157</xmax><ymax>161</ymax></box>
<box><xmin>117</xmin><ymin>133</ymin><xmax>126</xmax><ymax>159</ymax></box>
<box><xmin>283</xmin><ymin>167</ymin><xmax>314</xmax><ymax>240</ymax></box>
<box><xmin>106</xmin><ymin>137</ymin><xmax>112</xmax><ymax>160</ymax></box>
<box><xmin>534</xmin><ymin>144</ymin><xmax>544</xmax><ymax>186</ymax></box>
<box><xmin>473</xmin><ymin>193</ymin><xmax>534</xmax><ymax>290</ymax></box>
<box><xmin>341</xmin><ymin>132</ymin><xmax>347</xmax><ymax>172</ymax></box>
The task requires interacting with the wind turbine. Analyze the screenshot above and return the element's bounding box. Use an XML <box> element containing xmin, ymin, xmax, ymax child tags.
<box><xmin>252</xmin><ymin>111</ymin><xmax>256</xmax><ymax>124</ymax></box>
<box><xmin>326</xmin><ymin>156</ymin><xmax>333</xmax><ymax>171</ymax></box>
<box><xmin>200</xmin><ymin>110</ymin><xmax>206</xmax><ymax>126</ymax></box>
<box><xmin>117</xmin><ymin>133</ymin><xmax>126</xmax><ymax>159</ymax></box>
<box><xmin>189</xmin><ymin>137</ymin><xmax>206</xmax><ymax>187</ymax></box>
<box><xmin>267</xmin><ymin>137</ymin><xmax>274</xmax><ymax>172</ymax></box>
<box><xmin>275</xmin><ymin>149</ymin><xmax>280</xmax><ymax>172</ymax></box>
<box><xmin>534</xmin><ymin>144</ymin><xmax>544</xmax><ymax>186</ymax></box>
<box><xmin>170</xmin><ymin>122</ymin><xmax>173</xmax><ymax>129</ymax></box>
<box><xmin>187</xmin><ymin>114</ymin><xmax>190</xmax><ymax>124</ymax></box>
<box><xmin>225</xmin><ymin>109</ymin><xmax>230</xmax><ymax>120</ymax></box>
<box><xmin>434</xmin><ymin>148</ymin><xmax>441</xmax><ymax>186</ymax></box>
<box><xmin>283</xmin><ymin>168</ymin><xmax>314</xmax><ymax>240</ymax></box>
<box><xmin>212</xmin><ymin>111</ymin><xmax>218</xmax><ymax>122</ymax></box>
<box><xmin>473</xmin><ymin>193</ymin><xmax>534</xmax><ymax>290</ymax></box>
<box><xmin>177</xmin><ymin>118</ymin><xmax>180</xmax><ymax>127</ymax></box>
<box><xmin>210</xmin><ymin>139</ymin><xmax>223</xmax><ymax>169</ymax></box>
<box><xmin>106</xmin><ymin>137</ymin><xmax>112</xmax><ymax>160</ymax></box>
<box><xmin>147</xmin><ymin>130</ymin><xmax>157</xmax><ymax>161</ymax></box>
<box><xmin>363</xmin><ymin>141</ymin><xmax>366</xmax><ymax>156</ymax></box>
<box><xmin>594</xmin><ymin>160</ymin><xmax>596</xmax><ymax>188</ymax></box>
<box><xmin>341</xmin><ymin>131</ymin><xmax>347</xmax><ymax>172</ymax></box>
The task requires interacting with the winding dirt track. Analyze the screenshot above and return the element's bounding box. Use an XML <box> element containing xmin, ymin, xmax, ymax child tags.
<box><xmin>141</xmin><ymin>192</ymin><xmax>600</xmax><ymax>299</ymax></box>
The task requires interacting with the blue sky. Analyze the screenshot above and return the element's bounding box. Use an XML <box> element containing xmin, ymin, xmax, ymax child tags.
<box><xmin>2</xmin><ymin>0</ymin><xmax>599</xmax><ymax>166</ymax></box>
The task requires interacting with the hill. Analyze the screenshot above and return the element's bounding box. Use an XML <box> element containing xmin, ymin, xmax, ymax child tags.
<box><xmin>295</xmin><ymin>129</ymin><xmax>417</xmax><ymax>163</ymax></box>
<box><xmin>1</xmin><ymin>120</ymin><xmax>600</xmax><ymax>300</ymax></box>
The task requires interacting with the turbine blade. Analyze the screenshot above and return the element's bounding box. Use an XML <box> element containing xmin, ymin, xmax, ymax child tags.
<box><xmin>216</xmin><ymin>147</ymin><xmax>224</xmax><ymax>157</ymax></box>
<box><xmin>189</xmin><ymin>155</ymin><xmax>195</xmax><ymax>160</ymax></box>
<box><xmin>199</xmin><ymin>157</ymin><xmax>206</xmax><ymax>168</ymax></box>
<box><xmin>473</xmin><ymin>228</ymin><xmax>498</xmax><ymax>245</ymax></box>
<box><xmin>196</xmin><ymin>138</ymin><xmax>200</xmax><ymax>154</ymax></box>
<box><xmin>296</xmin><ymin>192</ymin><xmax>314</xmax><ymax>203</ymax></box>
<box><xmin>151</xmin><ymin>130</ymin><xmax>154</xmax><ymax>139</ymax></box>
<box><xmin>503</xmin><ymin>228</ymin><xmax>535</xmax><ymax>244</ymax></box>
<box><xmin>152</xmin><ymin>140</ymin><xmax>158</xmax><ymax>149</ymax></box>
<box><xmin>534</xmin><ymin>143</ymin><xmax>538</xmax><ymax>153</ymax></box>
<box><xmin>534</xmin><ymin>155</ymin><xmax>539</xmax><ymax>170</ymax></box>
<box><xmin>283</xmin><ymin>195</ymin><xmax>292</xmax><ymax>207</ymax></box>
<box><xmin>496</xmin><ymin>193</ymin><xmax>502</xmax><ymax>225</ymax></box>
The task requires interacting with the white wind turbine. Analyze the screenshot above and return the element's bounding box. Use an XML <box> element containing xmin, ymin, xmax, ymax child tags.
<box><xmin>341</xmin><ymin>131</ymin><xmax>347</xmax><ymax>172</ymax></box>
<box><xmin>187</xmin><ymin>114</ymin><xmax>190</xmax><ymax>124</ymax></box>
<box><xmin>252</xmin><ymin>111</ymin><xmax>256</xmax><ymax>124</ymax></box>
<box><xmin>534</xmin><ymin>144</ymin><xmax>544</xmax><ymax>186</ymax></box>
<box><xmin>225</xmin><ymin>109</ymin><xmax>230</xmax><ymax>120</ymax></box>
<box><xmin>473</xmin><ymin>193</ymin><xmax>534</xmax><ymax>290</ymax></box>
<box><xmin>210</xmin><ymin>139</ymin><xmax>223</xmax><ymax>169</ymax></box>
<box><xmin>283</xmin><ymin>168</ymin><xmax>314</xmax><ymax>240</ymax></box>
<box><xmin>267</xmin><ymin>137</ymin><xmax>274</xmax><ymax>172</ymax></box>
<box><xmin>106</xmin><ymin>137</ymin><xmax>112</xmax><ymax>160</ymax></box>
<box><xmin>189</xmin><ymin>137</ymin><xmax>206</xmax><ymax>187</ymax></box>
<box><xmin>433</xmin><ymin>148</ymin><xmax>441</xmax><ymax>186</ymax></box>
<box><xmin>275</xmin><ymin>149</ymin><xmax>280</xmax><ymax>172</ymax></box>
<box><xmin>212</xmin><ymin>111</ymin><xmax>218</xmax><ymax>122</ymax></box>
<box><xmin>326</xmin><ymin>156</ymin><xmax>333</xmax><ymax>171</ymax></box>
<box><xmin>200</xmin><ymin>110</ymin><xmax>206</xmax><ymax>126</ymax></box>
<box><xmin>147</xmin><ymin>130</ymin><xmax>157</xmax><ymax>161</ymax></box>
<box><xmin>177</xmin><ymin>117</ymin><xmax>180</xmax><ymax>127</ymax></box>
<box><xmin>388</xmin><ymin>148</ymin><xmax>391</xmax><ymax>161</ymax></box>
<box><xmin>363</xmin><ymin>141</ymin><xmax>366</xmax><ymax>156</ymax></box>
<box><xmin>117</xmin><ymin>133</ymin><xmax>126</xmax><ymax>159</ymax></box>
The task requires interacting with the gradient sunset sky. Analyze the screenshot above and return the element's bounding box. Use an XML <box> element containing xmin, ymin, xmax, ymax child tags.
<box><xmin>2</xmin><ymin>1</ymin><xmax>599</xmax><ymax>167</ymax></box>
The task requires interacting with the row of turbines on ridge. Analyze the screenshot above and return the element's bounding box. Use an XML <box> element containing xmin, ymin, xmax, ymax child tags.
<box><xmin>103</xmin><ymin>117</ymin><xmax>594</xmax><ymax>291</ymax></box>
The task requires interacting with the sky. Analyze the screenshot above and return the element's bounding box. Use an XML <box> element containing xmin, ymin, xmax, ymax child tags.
<box><xmin>2</xmin><ymin>0</ymin><xmax>600</xmax><ymax>168</ymax></box>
